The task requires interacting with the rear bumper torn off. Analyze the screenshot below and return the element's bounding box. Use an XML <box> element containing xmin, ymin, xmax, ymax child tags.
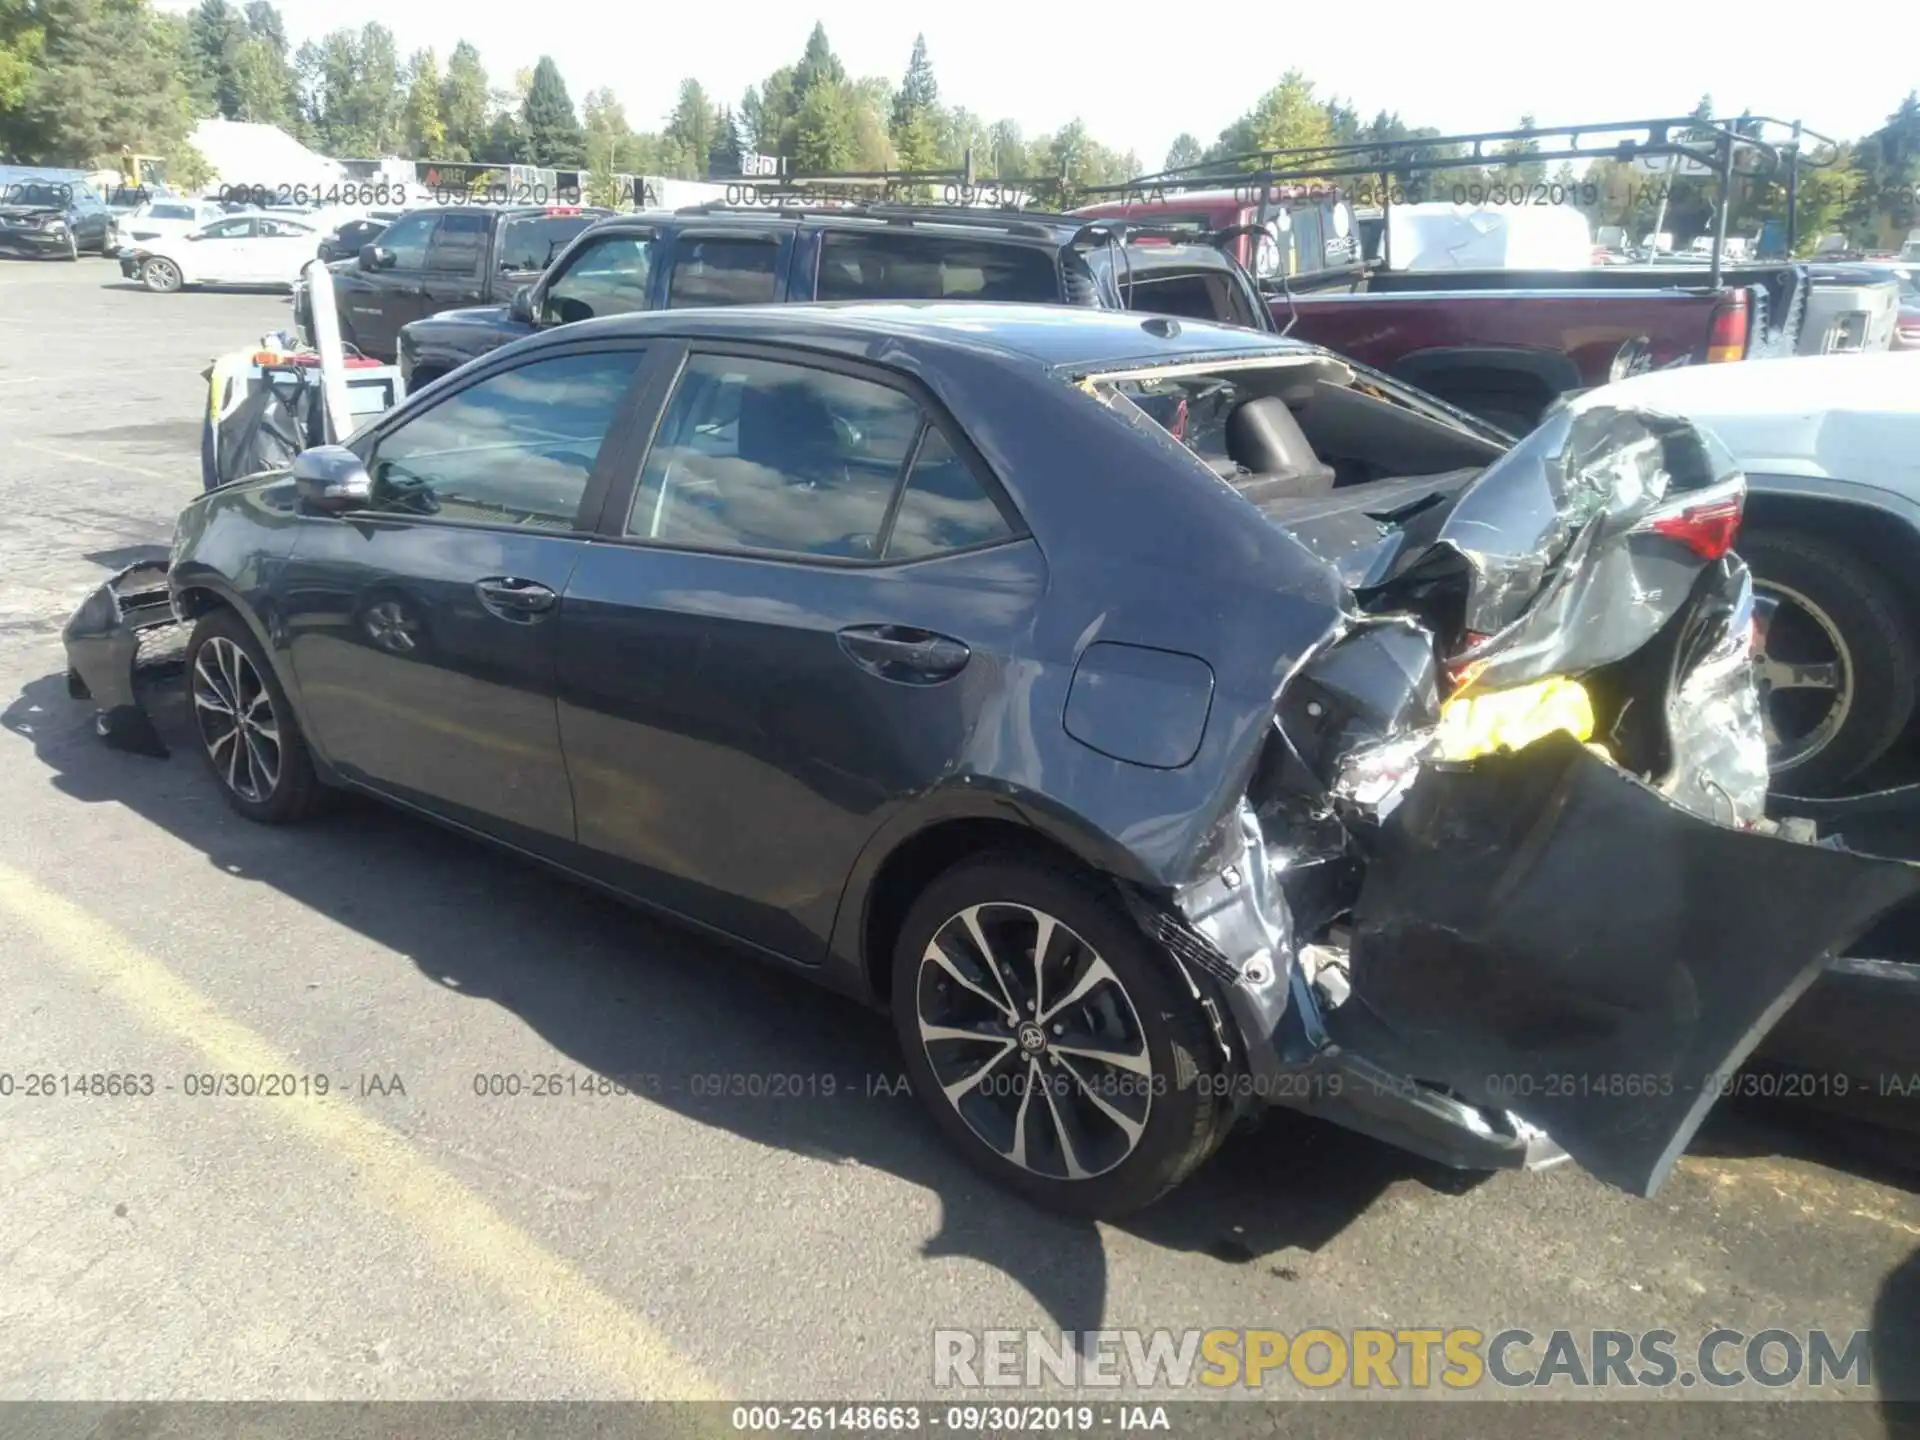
<box><xmin>1148</xmin><ymin>735</ymin><xmax>1920</xmax><ymax>1194</ymax></box>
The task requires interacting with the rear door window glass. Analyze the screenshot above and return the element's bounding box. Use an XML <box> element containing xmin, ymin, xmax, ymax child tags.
<box><xmin>884</xmin><ymin>429</ymin><xmax>1015</xmax><ymax>559</ymax></box>
<box><xmin>627</xmin><ymin>354</ymin><xmax>919</xmax><ymax>559</ymax></box>
<box><xmin>816</xmin><ymin>231</ymin><xmax>1059</xmax><ymax>302</ymax></box>
<box><xmin>426</xmin><ymin>211</ymin><xmax>489</xmax><ymax>273</ymax></box>
<box><xmin>666</xmin><ymin>237</ymin><xmax>780</xmax><ymax>307</ymax></box>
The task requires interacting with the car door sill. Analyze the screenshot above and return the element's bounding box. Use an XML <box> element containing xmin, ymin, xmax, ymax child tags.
<box><xmin>334</xmin><ymin>774</ymin><xmax>833</xmax><ymax>977</ymax></box>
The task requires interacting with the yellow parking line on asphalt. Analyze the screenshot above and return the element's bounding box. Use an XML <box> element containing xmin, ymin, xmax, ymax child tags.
<box><xmin>0</xmin><ymin>861</ymin><xmax>722</xmax><ymax>1400</ymax></box>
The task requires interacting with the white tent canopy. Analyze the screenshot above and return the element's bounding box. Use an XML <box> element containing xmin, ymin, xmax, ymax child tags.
<box><xmin>189</xmin><ymin>119</ymin><xmax>346</xmax><ymax>196</ymax></box>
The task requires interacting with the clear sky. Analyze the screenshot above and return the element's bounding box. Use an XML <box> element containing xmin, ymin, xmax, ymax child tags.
<box><xmin>238</xmin><ymin>0</ymin><xmax>1914</xmax><ymax>166</ymax></box>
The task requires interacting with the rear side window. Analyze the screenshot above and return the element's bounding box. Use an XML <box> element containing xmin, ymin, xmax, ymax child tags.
<box><xmin>543</xmin><ymin>234</ymin><xmax>654</xmax><ymax>324</ymax></box>
<box><xmin>885</xmin><ymin>429</ymin><xmax>1014</xmax><ymax>559</ymax></box>
<box><xmin>1123</xmin><ymin>270</ymin><xmax>1257</xmax><ymax>328</ymax></box>
<box><xmin>816</xmin><ymin>231</ymin><xmax>1059</xmax><ymax>302</ymax></box>
<box><xmin>628</xmin><ymin>354</ymin><xmax>919</xmax><ymax>559</ymax></box>
<box><xmin>667</xmin><ymin>237</ymin><xmax>780</xmax><ymax>307</ymax></box>
<box><xmin>499</xmin><ymin>214</ymin><xmax>595</xmax><ymax>274</ymax></box>
<box><xmin>427</xmin><ymin>212</ymin><xmax>489</xmax><ymax>273</ymax></box>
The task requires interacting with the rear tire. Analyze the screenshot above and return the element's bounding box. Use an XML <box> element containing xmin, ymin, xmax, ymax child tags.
<box><xmin>1742</xmin><ymin>529</ymin><xmax>1917</xmax><ymax>795</ymax></box>
<box><xmin>891</xmin><ymin>853</ymin><xmax>1227</xmax><ymax>1218</ymax></box>
<box><xmin>184</xmin><ymin>609</ymin><xmax>323</xmax><ymax>824</ymax></box>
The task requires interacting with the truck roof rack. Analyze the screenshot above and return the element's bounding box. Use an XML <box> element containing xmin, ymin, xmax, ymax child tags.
<box><xmin>697</xmin><ymin>152</ymin><xmax>1077</xmax><ymax>208</ymax></box>
<box><xmin>1082</xmin><ymin>116</ymin><xmax>1841</xmax><ymax>285</ymax></box>
<box><xmin>667</xmin><ymin>200</ymin><xmax>1253</xmax><ymax>262</ymax></box>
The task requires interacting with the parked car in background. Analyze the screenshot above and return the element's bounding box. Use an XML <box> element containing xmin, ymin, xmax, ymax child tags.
<box><xmin>1862</xmin><ymin>263</ymin><xmax>1920</xmax><ymax>349</ymax></box>
<box><xmin>110</xmin><ymin>198</ymin><xmax>228</xmax><ymax>257</ymax></box>
<box><xmin>318</xmin><ymin>210</ymin><xmax>400</xmax><ymax>264</ymax></box>
<box><xmin>392</xmin><ymin>204</ymin><xmax>1303</xmax><ymax>395</ymax></box>
<box><xmin>63</xmin><ymin>303</ymin><xmax>1920</xmax><ymax>1217</ymax></box>
<box><xmin>120</xmin><ymin>213</ymin><xmax>321</xmax><ymax>294</ymax></box>
<box><xmin>0</xmin><ymin>178</ymin><xmax>112</xmax><ymax>259</ymax></box>
<box><xmin>294</xmin><ymin>203</ymin><xmax>610</xmax><ymax>361</ymax></box>
<box><xmin>1597</xmin><ymin>351</ymin><xmax>1920</xmax><ymax>795</ymax></box>
<box><xmin>1799</xmin><ymin>264</ymin><xmax>1901</xmax><ymax>354</ymax></box>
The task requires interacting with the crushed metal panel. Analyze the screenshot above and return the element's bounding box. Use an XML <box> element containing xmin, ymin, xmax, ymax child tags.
<box><xmin>1338</xmin><ymin>730</ymin><xmax>1920</xmax><ymax>1196</ymax></box>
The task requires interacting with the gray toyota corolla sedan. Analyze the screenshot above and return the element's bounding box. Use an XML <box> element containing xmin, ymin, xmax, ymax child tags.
<box><xmin>64</xmin><ymin>303</ymin><xmax>1919</xmax><ymax>1218</ymax></box>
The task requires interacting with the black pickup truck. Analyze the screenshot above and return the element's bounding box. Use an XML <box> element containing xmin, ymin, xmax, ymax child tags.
<box><xmin>294</xmin><ymin>203</ymin><xmax>610</xmax><ymax>361</ymax></box>
<box><xmin>396</xmin><ymin>204</ymin><xmax>1283</xmax><ymax>391</ymax></box>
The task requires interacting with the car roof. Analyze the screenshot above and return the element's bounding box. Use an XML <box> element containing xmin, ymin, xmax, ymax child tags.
<box><xmin>528</xmin><ymin>300</ymin><xmax>1312</xmax><ymax>372</ymax></box>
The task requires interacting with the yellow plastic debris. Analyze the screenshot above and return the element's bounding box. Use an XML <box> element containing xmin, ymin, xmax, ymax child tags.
<box><xmin>1434</xmin><ymin>675</ymin><xmax>1598</xmax><ymax>762</ymax></box>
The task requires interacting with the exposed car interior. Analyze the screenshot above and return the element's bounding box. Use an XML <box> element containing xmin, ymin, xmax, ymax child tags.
<box><xmin>1100</xmin><ymin>357</ymin><xmax>1507</xmax><ymax>500</ymax></box>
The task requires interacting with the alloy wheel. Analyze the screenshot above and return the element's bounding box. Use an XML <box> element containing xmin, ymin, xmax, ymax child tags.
<box><xmin>1752</xmin><ymin>582</ymin><xmax>1854</xmax><ymax>773</ymax></box>
<box><xmin>144</xmin><ymin>257</ymin><xmax>180</xmax><ymax>292</ymax></box>
<box><xmin>914</xmin><ymin>903</ymin><xmax>1154</xmax><ymax>1181</ymax></box>
<box><xmin>192</xmin><ymin>636</ymin><xmax>282</xmax><ymax>803</ymax></box>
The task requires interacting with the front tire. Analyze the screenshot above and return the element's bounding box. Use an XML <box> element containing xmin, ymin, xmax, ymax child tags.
<box><xmin>1742</xmin><ymin>530</ymin><xmax>1917</xmax><ymax>795</ymax></box>
<box><xmin>891</xmin><ymin>854</ymin><xmax>1227</xmax><ymax>1218</ymax></box>
<box><xmin>185</xmin><ymin>609</ymin><xmax>322</xmax><ymax>823</ymax></box>
<box><xmin>142</xmin><ymin>256</ymin><xmax>183</xmax><ymax>293</ymax></box>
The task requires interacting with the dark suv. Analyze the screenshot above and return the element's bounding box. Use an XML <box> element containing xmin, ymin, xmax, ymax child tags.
<box><xmin>297</xmin><ymin>203</ymin><xmax>611</xmax><ymax>361</ymax></box>
<box><xmin>396</xmin><ymin>204</ymin><xmax>1276</xmax><ymax>391</ymax></box>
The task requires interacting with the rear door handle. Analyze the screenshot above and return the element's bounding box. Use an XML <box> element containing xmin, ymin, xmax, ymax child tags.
<box><xmin>837</xmin><ymin>625</ymin><xmax>970</xmax><ymax>683</ymax></box>
<box><xmin>475</xmin><ymin>576</ymin><xmax>556</xmax><ymax>621</ymax></box>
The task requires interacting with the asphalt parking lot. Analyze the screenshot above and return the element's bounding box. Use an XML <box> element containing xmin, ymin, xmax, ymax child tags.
<box><xmin>0</xmin><ymin>257</ymin><xmax>1916</xmax><ymax>1418</ymax></box>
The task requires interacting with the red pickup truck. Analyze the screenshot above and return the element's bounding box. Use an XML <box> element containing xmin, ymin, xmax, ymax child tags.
<box><xmin>1275</xmin><ymin>264</ymin><xmax>1806</xmax><ymax>432</ymax></box>
<box><xmin>1073</xmin><ymin>188</ymin><xmax>1806</xmax><ymax>433</ymax></box>
<box><xmin>1075</xmin><ymin>117</ymin><xmax>1830</xmax><ymax>432</ymax></box>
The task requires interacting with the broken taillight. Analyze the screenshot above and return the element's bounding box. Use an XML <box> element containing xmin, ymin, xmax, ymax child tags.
<box><xmin>1645</xmin><ymin>494</ymin><xmax>1745</xmax><ymax>560</ymax></box>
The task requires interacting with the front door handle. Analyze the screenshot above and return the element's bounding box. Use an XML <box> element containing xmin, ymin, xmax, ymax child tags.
<box><xmin>837</xmin><ymin>625</ymin><xmax>971</xmax><ymax>684</ymax></box>
<box><xmin>475</xmin><ymin>576</ymin><xmax>556</xmax><ymax>621</ymax></box>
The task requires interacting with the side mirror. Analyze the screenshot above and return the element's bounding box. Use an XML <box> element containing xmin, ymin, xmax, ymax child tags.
<box><xmin>509</xmin><ymin>284</ymin><xmax>536</xmax><ymax>325</ymax></box>
<box><xmin>359</xmin><ymin>244</ymin><xmax>394</xmax><ymax>272</ymax></box>
<box><xmin>291</xmin><ymin>445</ymin><xmax>372</xmax><ymax>513</ymax></box>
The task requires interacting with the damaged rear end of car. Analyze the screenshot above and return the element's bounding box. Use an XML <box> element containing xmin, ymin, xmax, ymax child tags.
<box><xmin>1091</xmin><ymin>367</ymin><xmax>1920</xmax><ymax>1198</ymax></box>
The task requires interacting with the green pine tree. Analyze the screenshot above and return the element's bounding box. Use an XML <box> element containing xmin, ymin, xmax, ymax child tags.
<box><xmin>889</xmin><ymin>34</ymin><xmax>941</xmax><ymax>174</ymax></box>
<box><xmin>521</xmin><ymin>54</ymin><xmax>584</xmax><ymax>167</ymax></box>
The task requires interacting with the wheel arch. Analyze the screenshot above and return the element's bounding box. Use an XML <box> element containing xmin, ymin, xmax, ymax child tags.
<box><xmin>828</xmin><ymin>790</ymin><xmax>1167</xmax><ymax>1006</ymax></box>
<box><xmin>171</xmin><ymin>570</ymin><xmax>312</xmax><ymax>733</ymax></box>
<box><xmin>1741</xmin><ymin>489</ymin><xmax>1920</xmax><ymax>643</ymax></box>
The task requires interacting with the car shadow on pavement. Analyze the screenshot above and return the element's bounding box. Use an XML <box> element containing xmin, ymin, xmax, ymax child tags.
<box><xmin>1875</xmin><ymin>1248</ymin><xmax>1919</xmax><ymax>1431</ymax></box>
<box><xmin>4</xmin><ymin>665</ymin><xmax>1472</xmax><ymax>1334</ymax></box>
